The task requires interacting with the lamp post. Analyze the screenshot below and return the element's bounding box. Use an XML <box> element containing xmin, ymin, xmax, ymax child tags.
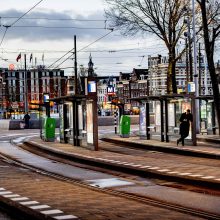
<box><xmin>191</xmin><ymin>0</ymin><xmax>199</xmax><ymax>145</ymax></box>
<box><xmin>24</xmin><ymin>54</ymin><xmax>29</xmax><ymax>113</ymax></box>
<box><xmin>184</xmin><ymin>7</ymin><xmax>193</xmax><ymax>83</ymax></box>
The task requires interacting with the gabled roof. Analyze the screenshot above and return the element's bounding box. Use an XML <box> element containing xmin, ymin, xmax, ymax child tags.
<box><xmin>133</xmin><ymin>68</ymin><xmax>148</xmax><ymax>76</ymax></box>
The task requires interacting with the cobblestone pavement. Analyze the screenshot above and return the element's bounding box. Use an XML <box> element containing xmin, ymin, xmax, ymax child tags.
<box><xmin>0</xmin><ymin>160</ymin><xmax>204</xmax><ymax>220</ymax></box>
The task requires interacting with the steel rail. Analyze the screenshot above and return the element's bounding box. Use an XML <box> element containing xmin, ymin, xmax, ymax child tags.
<box><xmin>0</xmin><ymin>144</ymin><xmax>219</xmax><ymax>220</ymax></box>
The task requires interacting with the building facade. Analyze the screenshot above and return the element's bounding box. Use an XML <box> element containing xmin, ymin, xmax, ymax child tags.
<box><xmin>116</xmin><ymin>68</ymin><xmax>149</xmax><ymax>114</ymax></box>
<box><xmin>0</xmin><ymin>67</ymin><xmax>67</xmax><ymax>118</ymax></box>
<box><xmin>148</xmin><ymin>55</ymin><xmax>213</xmax><ymax>95</ymax></box>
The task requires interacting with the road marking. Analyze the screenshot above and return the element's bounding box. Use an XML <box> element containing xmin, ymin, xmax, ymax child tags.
<box><xmin>20</xmin><ymin>201</ymin><xmax>39</xmax><ymax>205</ymax></box>
<box><xmin>178</xmin><ymin>173</ymin><xmax>192</xmax><ymax>176</ymax></box>
<box><xmin>0</xmin><ymin>191</ymin><xmax>12</xmax><ymax>195</ymax></box>
<box><xmin>189</xmin><ymin>174</ymin><xmax>203</xmax><ymax>177</ymax></box>
<box><xmin>140</xmin><ymin>166</ymin><xmax>151</xmax><ymax>168</ymax></box>
<box><xmin>131</xmin><ymin>164</ymin><xmax>142</xmax><ymax>167</ymax></box>
<box><xmin>53</xmin><ymin>215</ymin><xmax>78</xmax><ymax>219</ymax></box>
<box><xmin>30</xmin><ymin>205</ymin><xmax>50</xmax><ymax>210</ymax></box>
<box><xmin>158</xmin><ymin>169</ymin><xmax>170</xmax><ymax>172</ymax></box>
<box><xmin>11</xmin><ymin>197</ymin><xmax>29</xmax><ymax>201</ymax></box>
<box><xmin>3</xmin><ymin>194</ymin><xmax>20</xmax><ymax>198</ymax></box>
<box><xmin>167</xmin><ymin>171</ymin><xmax>179</xmax><ymax>174</ymax></box>
<box><xmin>41</xmin><ymin>210</ymin><xmax>63</xmax><ymax>215</ymax></box>
<box><xmin>148</xmin><ymin>167</ymin><xmax>159</xmax><ymax>170</ymax></box>
<box><xmin>201</xmin><ymin>176</ymin><xmax>215</xmax><ymax>179</ymax></box>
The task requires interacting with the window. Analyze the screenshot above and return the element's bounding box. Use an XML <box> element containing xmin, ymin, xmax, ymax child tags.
<box><xmin>20</xmin><ymin>95</ymin><xmax>24</xmax><ymax>101</ymax></box>
<box><xmin>19</xmin><ymin>72</ymin><xmax>23</xmax><ymax>78</ymax></box>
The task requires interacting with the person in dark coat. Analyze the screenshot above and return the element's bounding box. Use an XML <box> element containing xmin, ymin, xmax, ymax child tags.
<box><xmin>177</xmin><ymin>109</ymin><xmax>193</xmax><ymax>146</ymax></box>
<box><xmin>23</xmin><ymin>112</ymin><xmax>31</xmax><ymax>129</ymax></box>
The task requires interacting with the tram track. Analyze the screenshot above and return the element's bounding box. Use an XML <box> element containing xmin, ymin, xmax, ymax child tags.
<box><xmin>0</xmin><ymin>138</ymin><xmax>219</xmax><ymax>219</ymax></box>
<box><xmin>21</xmin><ymin>139</ymin><xmax>220</xmax><ymax>190</ymax></box>
<box><xmin>0</xmin><ymin>152</ymin><xmax>220</xmax><ymax>220</ymax></box>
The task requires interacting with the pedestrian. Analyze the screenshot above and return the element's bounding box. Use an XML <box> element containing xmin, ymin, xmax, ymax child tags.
<box><xmin>23</xmin><ymin>112</ymin><xmax>31</xmax><ymax>129</ymax></box>
<box><xmin>177</xmin><ymin>109</ymin><xmax>193</xmax><ymax>146</ymax></box>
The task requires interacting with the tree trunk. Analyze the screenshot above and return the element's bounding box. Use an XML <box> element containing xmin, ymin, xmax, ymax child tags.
<box><xmin>167</xmin><ymin>53</ymin><xmax>177</xmax><ymax>94</ymax></box>
<box><xmin>199</xmin><ymin>0</ymin><xmax>220</xmax><ymax>135</ymax></box>
<box><xmin>167</xmin><ymin>62</ymin><xmax>172</xmax><ymax>94</ymax></box>
<box><xmin>207</xmin><ymin>57</ymin><xmax>220</xmax><ymax>135</ymax></box>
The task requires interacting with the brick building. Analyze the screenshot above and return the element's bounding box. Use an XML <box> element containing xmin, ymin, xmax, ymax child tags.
<box><xmin>0</xmin><ymin>67</ymin><xmax>67</xmax><ymax>118</ymax></box>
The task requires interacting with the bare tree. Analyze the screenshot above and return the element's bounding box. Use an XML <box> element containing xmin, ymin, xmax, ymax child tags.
<box><xmin>197</xmin><ymin>0</ymin><xmax>220</xmax><ymax>135</ymax></box>
<box><xmin>105</xmin><ymin>0</ymin><xmax>190</xmax><ymax>93</ymax></box>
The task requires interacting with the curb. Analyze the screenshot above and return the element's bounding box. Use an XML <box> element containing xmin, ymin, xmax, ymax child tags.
<box><xmin>101</xmin><ymin>137</ymin><xmax>220</xmax><ymax>159</ymax></box>
<box><xmin>0</xmin><ymin>196</ymin><xmax>55</xmax><ymax>220</ymax></box>
<box><xmin>22</xmin><ymin>140</ymin><xmax>220</xmax><ymax>190</ymax></box>
<box><xmin>197</xmin><ymin>137</ymin><xmax>220</xmax><ymax>145</ymax></box>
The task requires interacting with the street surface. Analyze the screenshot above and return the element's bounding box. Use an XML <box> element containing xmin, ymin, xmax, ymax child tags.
<box><xmin>0</xmin><ymin>128</ymin><xmax>219</xmax><ymax>219</ymax></box>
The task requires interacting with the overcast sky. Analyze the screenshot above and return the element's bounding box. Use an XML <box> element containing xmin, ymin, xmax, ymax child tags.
<box><xmin>0</xmin><ymin>0</ymin><xmax>167</xmax><ymax>76</ymax></box>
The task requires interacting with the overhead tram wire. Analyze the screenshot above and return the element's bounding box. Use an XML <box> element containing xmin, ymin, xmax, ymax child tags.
<box><xmin>1</xmin><ymin>16</ymin><xmax>106</xmax><ymax>22</ymax></box>
<box><xmin>0</xmin><ymin>0</ymin><xmax>44</xmax><ymax>47</ymax></box>
<box><xmin>0</xmin><ymin>27</ymin><xmax>9</xmax><ymax>48</ymax></box>
<box><xmin>1</xmin><ymin>44</ymin><xmax>165</xmax><ymax>54</ymax></box>
<box><xmin>59</xmin><ymin>48</ymin><xmax>167</xmax><ymax>70</ymax></box>
<box><xmin>48</xmin><ymin>29</ymin><xmax>114</xmax><ymax>70</ymax></box>
<box><xmin>52</xmin><ymin>30</ymin><xmax>114</xmax><ymax>70</ymax></box>
<box><xmin>9</xmin><ymin>25</ymin><xmax>108</xmax><ymax>30</ymax></box>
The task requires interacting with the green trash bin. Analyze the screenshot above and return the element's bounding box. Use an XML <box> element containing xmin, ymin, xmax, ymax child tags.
<box><xmin>119</xmin><ymin>115</ymin><xmax>130</xmax><ymax>138</ymax></box>
<box><xmin>42</xmin><ymin>117</ymin><xmax>56</xmax><ymax>141</ymax></box>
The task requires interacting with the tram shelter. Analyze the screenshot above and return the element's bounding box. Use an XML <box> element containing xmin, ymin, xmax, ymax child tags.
<box><xmin>49</xmin><ymin>94</ymin><xmax>98</xmax><ymax>151</ymax></box>
<box><xmin>131</xmin><ymin>94</ymin><xmax>216</xmax><ymax>146</ymax></box>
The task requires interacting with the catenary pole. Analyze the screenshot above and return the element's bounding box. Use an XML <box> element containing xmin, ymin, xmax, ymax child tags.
<box><xmin>24</xmin><ymin>54</ymin><xmax>28</xmax><ymax>113</ymax></box>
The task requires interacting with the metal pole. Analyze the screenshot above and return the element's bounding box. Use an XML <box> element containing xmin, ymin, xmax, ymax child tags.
<box><xmin>185</xmin><ymin>37</ymin><xmax>189</xmax><ymax>92</ymax></box>
<box><xmin>187</xmin><ymin>16</ymin><xmax>193</xmax><ymax>82</ymax></box>
<box><xmin>192</xmin><ymin>0</ymin><xmax>200</xmax><ymax>134</ymax></box>
<box><xmin>198</xmin><ymin>43</ymin><xmax>202</xmax><ymax>95</ymax></box>
<box><xmin>191</xmin><ymin>95</ymin><xmax>197</xmax><ymax>145</ymax></box>
<box><xmin>74</xmin><ymin>35</ymin><xmax>77</xmax><ymax>95</ymax></box>
<box><xmin>24</xmin><ymin>54</ymin><xmax>28</xmax><ymax>113</ymax></box>
<box><xmin>114</xmin><ymin>109</ymin><xmax>117</xmax><ymax>134</ymax></box>
<box><xmin>160</xmin><ymin>100</ymin><xmax>164</xmax><ymax>142</ymax></box>
<box><xmin>73</xmin><ymin>35</ymin><xmax>80</xmax><ymax>146</ymax></box>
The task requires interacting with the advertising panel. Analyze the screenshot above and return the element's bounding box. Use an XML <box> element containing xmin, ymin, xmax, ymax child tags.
<box><xmin>86</xmin><ymin>102</ymin><xmax>93</xmax><ymax>144</ymax></box>
<box><xmin>139</xmin><ymin>105</ymin><xmax>146</xmax><ymax>136</ymax></box>
<box><xmin>168</xmin><ymin>103</ymin><xmax>175</xmax><ymax>126</ymax></box>
<box><xmin>155</xmin><ymin>103</ymin><xmax>161</xmax><ymax>126</ymax></box>
<box><xmin>88</xmin><ymin>81</ymin><xmax>96</xmax><ymax>93</ymax></box>
<box><xmin>43</xmin><ymin>93</ymin><xmax>50</xmax><ymax>103</ymax></box>
<box><xmin>59</xmin><ymin>104</ymin><xmax>64</xmax><ymax>142</ymax></box>
<box><xmin>78</xmin><ymin>105</ymin><xmax>83</xmax><ymax>130</ymax></box>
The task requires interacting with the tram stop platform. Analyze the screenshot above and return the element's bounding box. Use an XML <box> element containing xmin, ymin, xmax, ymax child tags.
<box><xmin>22</xmin><ymin>131</ymin><xmax>220</xmax><ymax>190</ymax></box>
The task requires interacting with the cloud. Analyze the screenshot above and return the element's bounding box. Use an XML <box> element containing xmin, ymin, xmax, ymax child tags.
<box><xmin>0</xmin><ymin>9</ymin><xmax>109</xmax><ymax>41</ymax></box>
